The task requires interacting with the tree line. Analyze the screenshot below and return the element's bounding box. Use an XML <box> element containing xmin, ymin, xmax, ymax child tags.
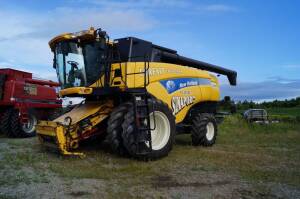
<box><xmin>235</xmin><ymin>97</ymin><xmax>300</xmax><ymax>110</ymax></box>
<box><xmin>219</xmin><ymin>96</ymin><xmax>300</xmax><ymax>113</ymax></box>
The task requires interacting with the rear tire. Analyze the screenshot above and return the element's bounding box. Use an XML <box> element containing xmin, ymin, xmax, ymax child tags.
<box><xmin>122</xmin><ymin>99</ymin><xmax>176</xmax><ymax>160</ymax></box>
<box><xmin>0</xmin><ymin>109</ymin><xmax>14</xmax><ymax>137</ymax></box>
<box><xmin>106</xmin><ymin>102</ymin><xmax>132</xmax><ymax>156</ymax></box>
<box><xmin>191</xmin><ymin>113</ymin><xmax>217</xmax><ymax>146</ymax></box>
<box><xmin>11</xmin><ymin>110</ymin><xmax>37</xmax><ymax>138</ymax></box>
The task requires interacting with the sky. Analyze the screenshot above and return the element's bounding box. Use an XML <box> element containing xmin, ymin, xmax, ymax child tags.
<box><xmin>0</xmin><ymin>0</ymin><xmax>299</xmax><ymax>101</ymax></box>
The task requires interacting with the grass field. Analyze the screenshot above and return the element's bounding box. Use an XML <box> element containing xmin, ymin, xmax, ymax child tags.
<box><xmin>267</xmin><ymin>107</ymin><xmax>300</xmax><ymax>117</ymax></box>
<box><xmin>0</xmin><ymin>115</ymin><xmax>299</xmax><ymax>199</ymax></box>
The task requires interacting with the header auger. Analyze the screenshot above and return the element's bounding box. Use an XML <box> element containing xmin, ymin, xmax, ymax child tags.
<box><xmin>36</xmin><ymin>27</ymin><xmax>237</xmax><ymax>160</ymax></box>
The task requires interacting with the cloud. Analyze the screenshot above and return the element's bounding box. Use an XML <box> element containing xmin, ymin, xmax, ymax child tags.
<box><xmin>0</xmin><ymin>38</ymin><xmax>51</xmax><ymax>65</ymax></box>
<box><xmin>0</xmin><ymin>11</ymin><xmax>36</xmax><ymax>41</ymax></box>
<box><xmin>201</xmin><ymin>4</ymin><xmax>238</xmax><ymax>12</ymax></box>
<box><xmin>84</xmin><ymin>0</ymin><xmax>238</xmax><ymax>14</ymax></box>
<box><xmin>0</xmin><ymin>1</ymin><xmax>240</xmax><ymax>83</ymax></box>
<box><xmin>83</xmin><ymin>0</ymin><xmax>188</xmax><ymax>9</ymax></box>
<box><xmin>282</xmin><ymin>64</ymin><xmax>300</xmax><ymax>69</ymax></box>
<box><xmin>267</xmin><ymin>76</ymin><xmax>300</xmax><ymax>83</ymax></box>
<box><xmin>47</xmin><ymin>7</ymin><xmax>156</xmax><ymax>34</ymax></box>
<box><xmin>0</xmin><ymin>6</ymin><xmax>156</xmax><ymax>41</ymax></box>
<box><xmin>0</xmin><ymin>5</ymin><xmax>157</xmax><ymax>79</ymax></box>
<box><xmin>221</xmin><ymin>78</ymin><xmax>300</xmax><ymax>101</ymax></box>
<box><xmin>0</xmin><ymin>61</ymin><xmax>57</xmax><ymax>81</ymax></box>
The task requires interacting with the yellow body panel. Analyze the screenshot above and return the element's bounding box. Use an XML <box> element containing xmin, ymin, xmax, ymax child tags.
<box><xmin>54</xmin><ymin>102</ymin><xmax>108</xmax><ymax>124</ymax></box>
<box><xmin>36</xmin><ymin>121</ymin><xmax>57</xmax><ymax>137</ymax></box>
<box><xmin>59</xmin><ymin>87</ymin><xmax>93</xmax><ymax>97</ymax></box>
<box><xmin>147</xmin><ymin>82</ymin><xmax>202</xmax><ymax>123</ymax></box>
<box><xmin>58</xmin><ymin>62</ymin><xmax>220</xmax><ymax>123</ymax></box>
<box><xmin>131</xmin><ymin>62</ymin><xmax>219</xmax><ymax>123</ymax></box>
<box><xmin>49</xmin><ymin>27</ymin><xmax>96</xmax><ymax>50</ymax></box>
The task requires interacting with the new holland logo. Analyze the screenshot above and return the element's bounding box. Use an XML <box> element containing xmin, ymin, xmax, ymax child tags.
<box><xmin>171</xmin><ymin>96</ymin><xmax>195</xmax><ymax>115</ymax></box>
<box><xmin>166</xmin><ymin>80</ymin><xmax>176</xmax><ymax>91</ymax></box>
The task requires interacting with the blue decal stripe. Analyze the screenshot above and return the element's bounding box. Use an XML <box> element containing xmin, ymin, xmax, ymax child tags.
<box><xmin>160</xmin><ymin>78</ymin><xmax>211</xmax><ymax>94</ymax></box>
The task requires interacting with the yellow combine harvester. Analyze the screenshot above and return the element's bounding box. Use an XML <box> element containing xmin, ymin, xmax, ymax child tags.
<box><xmin>36</xmin><ymin>27</ymin><xmax>237</xmax><ymax>159</ymax></box>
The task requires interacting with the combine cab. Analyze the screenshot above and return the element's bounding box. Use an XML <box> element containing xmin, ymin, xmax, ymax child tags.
<box><xmin>36</xmin><ymin>27</ymin><xmax>237</xmax><ymax>159</ymax></box>
<box><xmin>0</xmin><ymin>68</ymin><xmax>61</xmax><ymax>137</ymax></box>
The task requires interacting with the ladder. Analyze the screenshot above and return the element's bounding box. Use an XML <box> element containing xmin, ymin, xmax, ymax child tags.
<box><xmin>114</xmin><ymin>53</ymin><xmax>156</xmax><ymax>154</ymax></box>
<box><xmin>130</xmin><ymin>58</ymin><xmax>156</xmax><ymax>154</ymax></box>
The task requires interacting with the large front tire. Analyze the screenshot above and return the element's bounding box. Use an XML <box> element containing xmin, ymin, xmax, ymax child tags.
<box><xmin>106</xmin><ymin>102</ymin><xmax>132</xmax><ymax>156</ymax></box>
<box><xmin>122</xmin><ymin>99</ymin><xmax>176</xmax><ymax>160</ymax></box>
<box><xmin>191</xmin><ymin>113</ymin><xmax>217</xmax><ymax>146</ymax></box>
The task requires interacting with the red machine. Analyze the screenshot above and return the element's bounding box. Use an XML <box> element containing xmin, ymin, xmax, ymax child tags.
<box><xmin>0</xmin><ymin>68</ymin><xmax>61</xmax><ymax>137</ymax></box>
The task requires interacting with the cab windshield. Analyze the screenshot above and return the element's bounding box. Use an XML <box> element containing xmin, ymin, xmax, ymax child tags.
<box><xmin>55</xmin><ymin>40</ymin><xmax>107</xmax><ymax>89</ymax></box>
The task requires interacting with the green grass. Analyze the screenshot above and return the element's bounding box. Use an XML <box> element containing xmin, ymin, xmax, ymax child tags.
<box><xmin>267</xmin><ymin>107</ymin><xmax>300</xmax><ymax>117</ymax></box>
<box><xmin>0</xmin><ymin>115</ymin><xmax>299</xmax><ymax>198</ymax></box>
<box><xmin>218</xmin><ymin>115</ymin><xmax>300</xmax><ymax>185</ymax></box>
<box><xmin>0</xmin><ymin>195</ymin><xmax>18</xmax><ymax>199</ymax></box>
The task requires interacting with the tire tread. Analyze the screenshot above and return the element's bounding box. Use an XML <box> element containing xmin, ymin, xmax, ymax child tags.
<box><xmin>191</xmin><ymin>113</ymin><xmax>217</xmax><ymax>146</ymax></box>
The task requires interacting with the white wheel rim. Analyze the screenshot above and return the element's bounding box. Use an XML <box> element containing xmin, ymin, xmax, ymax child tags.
<box><xmin>206</xmin><ymin>122</ymin><xmax>215</xmax><ymax>141</ymax></box>
<box><xmin>146</xmin><ymin>111</ymin><xmax>170</xmax><ymax>150</ymax></box>
<box><xmin>22</xmin><ymin>114</ymin><xmax>37</xmax><ymax>134</ymax></box>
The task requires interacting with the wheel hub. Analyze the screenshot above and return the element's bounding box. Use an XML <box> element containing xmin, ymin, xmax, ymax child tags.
<box><xmin>22</xmin><ymin>114</ymin><xmax>37</xmax><ymax>134</ymax></box>
<box><xmin>206</xmin><ymin>122</ymin><xmax>215</xmax><ymax>141</ymax></box>
<box><xmin>146</xmin><ymin>111</ymin><xmax>171</xmax><ymax>150</ymax></box>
